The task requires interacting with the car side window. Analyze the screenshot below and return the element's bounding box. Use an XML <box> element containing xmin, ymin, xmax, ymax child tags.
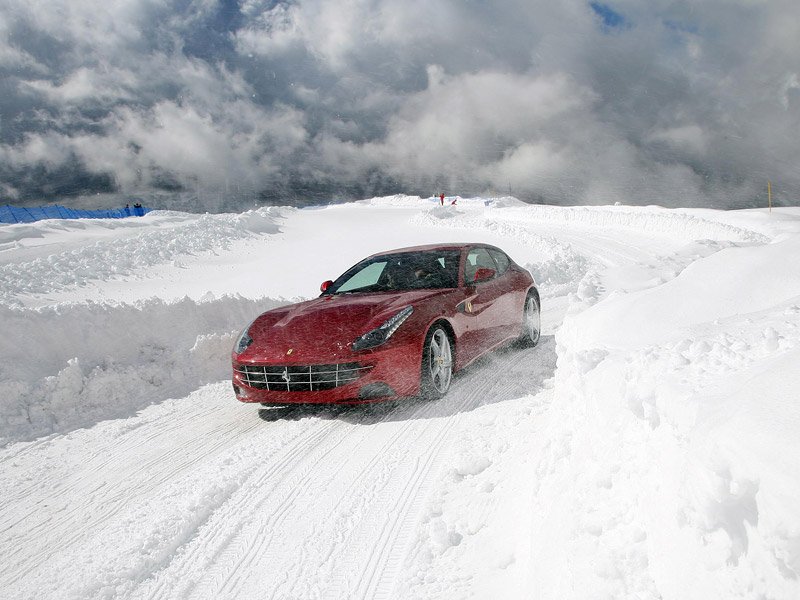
<box><xmin>488</xmin><ymin>248</ymin><xmax>510</xmax><ymax>275</ymax></box>
<box><xmin>465</xmin><ymin>247</ymin><xmax>498</xmax><ymax>283</ymax></box>
<box><xmin>433</xmin><ymin>252</ymin><xmax>459</xmax><ymax>288</ymax></box>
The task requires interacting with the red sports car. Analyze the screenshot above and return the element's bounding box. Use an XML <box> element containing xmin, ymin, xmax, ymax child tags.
<box><xmin>232</xmin><ymin>243</ymin><xmax>540</xmax><ymax>405</ymax></box>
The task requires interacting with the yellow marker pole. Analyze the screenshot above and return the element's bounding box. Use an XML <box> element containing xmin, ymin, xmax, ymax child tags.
<box><xmin>768</xmin><ymin>181</ymin><xmax>772</xmax><ymax>213</ymax></box>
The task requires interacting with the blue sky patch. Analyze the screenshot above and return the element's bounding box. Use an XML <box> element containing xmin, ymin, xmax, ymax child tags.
<box><xmin>589</xmin><ymin>2</ymin><xmax>629</xmax><ymax>31</ymax></box>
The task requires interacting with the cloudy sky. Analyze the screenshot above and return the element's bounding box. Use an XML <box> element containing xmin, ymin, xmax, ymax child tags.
<box><xmin>1</xmin><ymin>0</ymin><xmax>799</xmax><ymax>211</ymax></box>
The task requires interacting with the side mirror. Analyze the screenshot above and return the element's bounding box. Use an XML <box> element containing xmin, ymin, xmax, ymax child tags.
<box><xmin>320</xmin><ymin>280</ymin><xmax>333</xmax><ymax>293</ymax></box>
<box><xmin>473</xmin><ymin>267</ymin><xmax>496</xmax><ymax>282</ymax></box>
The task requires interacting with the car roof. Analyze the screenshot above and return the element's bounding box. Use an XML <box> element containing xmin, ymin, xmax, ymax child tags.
<box><xmin>365</xmin><ymin>243</ymin><xmax>499</xmax><ymax>259</ymax></box>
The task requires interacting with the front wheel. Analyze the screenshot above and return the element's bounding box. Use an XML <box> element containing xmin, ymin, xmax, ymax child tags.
<box><xmin>420</xmin><ymin>326</ymin><xmax>453</xmax><ymax>400</ymax></box>
<box><xmin>519</xmin><ymin>293</ymin><xmax>541</xmax><ymax>347</ymax></box>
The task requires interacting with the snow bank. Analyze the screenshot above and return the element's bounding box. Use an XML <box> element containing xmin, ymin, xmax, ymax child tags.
<box><xmin>362</xmin><ymin>195</ymin><xmax>769</xmax><ymax>246</ymax></box>
<box><xmin>0</xmin><ymin>295</ymin><xmax>284</xmax><ymax>445</ymax></box>
<box><xmin>0</xmin><ymin>208</ymin><xmax>283</xmax><ymax>306</ymax></box>
<box><xmin>563</xmin><ymin>235</ymin><xmax>800</xmax><ymax>351</ymax></box>
<box><xmin>492</xmin><ymin>204</ymin><xmax>770</xmax><ymax>243</ymax></box>
<box><xmin>533</xmin><ymin>225</ymin><xmax>800</xmax><ymax>597</ymax></box>
<box><xmin>410</xmin><ymin>206</ymin><xmax>600</xmax><ymax>298</ymax></box>
<box><xmin>0</xmin><ymin>206</ymin><xmax>290</xmax><ymax>444</ymax></box>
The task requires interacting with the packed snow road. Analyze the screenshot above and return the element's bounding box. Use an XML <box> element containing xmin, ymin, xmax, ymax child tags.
<box><xmin>0</xmin><ymin>341</ymin><xmax>549</xmax><ymax>600</ymax></box>
<box><xmin>2</xmin><ymin>196</ymin><xmax>799</xmax><ymax>599</ymax></box>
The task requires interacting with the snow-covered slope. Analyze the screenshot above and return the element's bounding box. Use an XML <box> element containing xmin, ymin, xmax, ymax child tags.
<box><xmin>1</xmin><ymin>196</ymin><xmax>798</xmax><ymax>599</ymax></box>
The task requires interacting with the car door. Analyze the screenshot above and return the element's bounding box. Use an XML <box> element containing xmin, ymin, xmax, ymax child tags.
<box><xmin>487</xmin><ymin>247</ymin><xmax>527</xmax><ymax>340</ymax></box>
<box><xmin>462</xmin><ymin>247</ymin><xmax>508</xmax><ymax>352</ymax></box>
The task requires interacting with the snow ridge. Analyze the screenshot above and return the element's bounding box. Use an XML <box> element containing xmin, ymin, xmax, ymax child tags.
<box><xmin>0</xmin><ymin>295</ymin><xmax>284</xmax><ymax>445</ymax></box>
<box><xmin>0</xmin><ymin>208</ymin><xmax>284</xmax><ymax>306</ymax></box>
<box><xmin>489</xmin><ymin>204</ymin><xmax>770</xmax><ymax>244</ymax></box>
<box><xmin>410</xmin><ymin>207</ymin><xmax>599</xmax><ymax>297</ymax></box>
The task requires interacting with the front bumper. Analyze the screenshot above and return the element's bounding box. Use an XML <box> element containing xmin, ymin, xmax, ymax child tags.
<box><xmin>232</xmin><ymin>339</ymin><xmax>421</xmax><ymax>405</ymax></box>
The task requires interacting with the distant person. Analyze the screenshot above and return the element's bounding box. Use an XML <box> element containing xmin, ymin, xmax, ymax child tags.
<box><xmin>439</xmin><ymin>193</ymin><xmax>445</xmax><ymax>206</ymax></box>
<box><xmin>451</xmin><ymin>198</ymin><xmax>457</xmax><ymax>205</ymax></box>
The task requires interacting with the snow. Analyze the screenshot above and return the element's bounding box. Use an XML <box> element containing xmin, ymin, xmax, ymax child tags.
<box><xmin>1</xmin><ymin>197</ymin><xmax>799</xmax><ymax>599</ymax></box>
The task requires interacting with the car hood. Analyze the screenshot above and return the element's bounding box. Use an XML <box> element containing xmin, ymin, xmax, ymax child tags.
<box><xmin>239</xmin><ymin>289</ymin><xmax>442</xmax><ymax>363</ymax></box>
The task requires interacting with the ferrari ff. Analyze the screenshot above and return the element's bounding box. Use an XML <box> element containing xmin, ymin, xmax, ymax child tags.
<box><xmin>232</xmin><ymin>243</ymin><xmax>540</xmax><ymax>405</ymax></box>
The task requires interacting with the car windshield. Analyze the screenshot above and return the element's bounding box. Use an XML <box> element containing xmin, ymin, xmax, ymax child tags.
<box><xmin>327</xmin><ymin>250</ymin><xmax>460</xmax><ymax>294</ymax></box>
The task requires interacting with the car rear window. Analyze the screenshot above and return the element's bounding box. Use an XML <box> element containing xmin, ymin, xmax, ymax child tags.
<box><xmin>488</xmin><ymin>248</ymin><xmax>510</xmax><ymax>274</ymax></box>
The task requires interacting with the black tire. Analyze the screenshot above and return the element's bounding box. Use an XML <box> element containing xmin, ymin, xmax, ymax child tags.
<box><xmin>420</xmin><ymin>325</ymin><xmax>454</xmax><ymax>400</ymax></box>
<box><xmin>519</xmin><ymin>292</ymin><xmax>541</xmax><ymax>347</ymax></box>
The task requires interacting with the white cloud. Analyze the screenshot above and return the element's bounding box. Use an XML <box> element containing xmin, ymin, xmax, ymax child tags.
<box><xmin>482</xmin><ymin>142</ymin><xmax>568</xmax><ymax>191</ymax></box>
<box><xmin>647</xmin><ymin>125</ymin><xmax>708</xmax><ymax>156</ymax></box>
<box><xmin>23</xmin><ymin>66</ymin><xmax>138</xmax><ymax>104</ymax></box>
<box><xmin>234</xmin><ymin>2</ymin><xmax>300</xmax><ymax>57</ymax></box>
<box><xmin>0</xmin><ymin>131</ymin><xmax>74</xmax><ymax>168</ymax></box>
<box><xmin>76</xmin><ymin>99</ymin><xmax>308</xmax><ymax>190</ymax></box>
<box><xmin>2</xmin><ymin>0</ymin><xmax>800</xmax><ymax>208</ymax></box>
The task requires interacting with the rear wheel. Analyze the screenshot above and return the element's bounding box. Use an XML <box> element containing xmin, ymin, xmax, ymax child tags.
<box><xmin>519</xmin><ymin>293</ymin><xmax>541</xmax><ymax>347</ymax></box>
<box><xmin>420</xmin><ymin>326</ymin><xmax>453</xmax><ymax>400</ymax></box>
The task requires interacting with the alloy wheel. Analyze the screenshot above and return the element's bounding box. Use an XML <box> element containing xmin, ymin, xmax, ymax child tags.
<box><xmin>523</xmin><ymin>295</ymin><xmax>541</xmax><ymax>347</ymax></box>
<box><xmin>427</xmin><ymin>328</ymin><xmax>453</xmax><ymax>395</ymax></box>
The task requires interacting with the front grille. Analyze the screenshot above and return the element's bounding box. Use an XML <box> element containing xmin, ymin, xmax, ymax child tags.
<box><xmin>235</xmin><ymin>362</ymin><xmax>372</xmax><ymax>392</ymax></box>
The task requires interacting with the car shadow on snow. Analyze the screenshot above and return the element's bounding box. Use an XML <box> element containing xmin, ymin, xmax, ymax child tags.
<box><xmin>257</xmin><ymin>335</ymin><xmax>556</xmax><ymax>425</ymax></box>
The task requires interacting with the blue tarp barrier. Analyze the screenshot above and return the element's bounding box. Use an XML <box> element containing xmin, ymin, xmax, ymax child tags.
<box><xmin>0</xmin><ymin>204</ymin><xmax>152</xmax><ymax>224</ymax></box>
<box><xmin>0</xmin><ymin>205</ymin><xmax>16</xmax><ymax>223</ymax></box>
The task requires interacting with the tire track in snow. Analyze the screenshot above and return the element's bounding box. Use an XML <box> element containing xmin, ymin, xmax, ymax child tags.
<box><xmin>212</xmin><ymin>421</ymin><xmax>359</xmax><ymax>597</ymax></box>
<box><xmin>136</xmin><ymin>416</ymin><xmax>347</xmax><ymax>600</ymax></box>
<box><xmin>273</xmin><ymin>414</ymin><xmax>436</xmax><ymax>599</ymax></box>
<box><xmin>0</xmin><ymin>385</ymin><xmax>349</xmax><ymax>597</ymax></box>
<box><xmin>280</xmin><ymin>346</ymin><xmax>548</xmax><ymax>600</ymax></box>
<box><xmin>358</xmin><ymin>345</ymin><xmax>550</xmax><ymax>600</ymax></box>
<box><xmin>135</xmin><ymin>403</ymin><xmax>409</xmax><ymax>599</ymax></box>
<box><xmin>125</xmin><ymin>343</ymin><xmax>548</xmax><ymax>600</ymax></box>
<box><xmin>221</xmin><ymin>407</ymin><xmax>434</xmax><ymax>599</ymax></box>
<box><xmin>1</xmin><ymin>401</ymin><xmax>261</xmax><ymax>582</ymax></box>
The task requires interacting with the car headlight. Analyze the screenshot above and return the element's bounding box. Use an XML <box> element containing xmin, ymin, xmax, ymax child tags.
<box><xmin>234</xmin><ymin>323</ymin><xmax>255</xmax><ymax>355</ymax></box>
<box><xmin>352</xmin><ymin>306</ymin><xmax>414</xmax><ymax>351</ymax></box>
